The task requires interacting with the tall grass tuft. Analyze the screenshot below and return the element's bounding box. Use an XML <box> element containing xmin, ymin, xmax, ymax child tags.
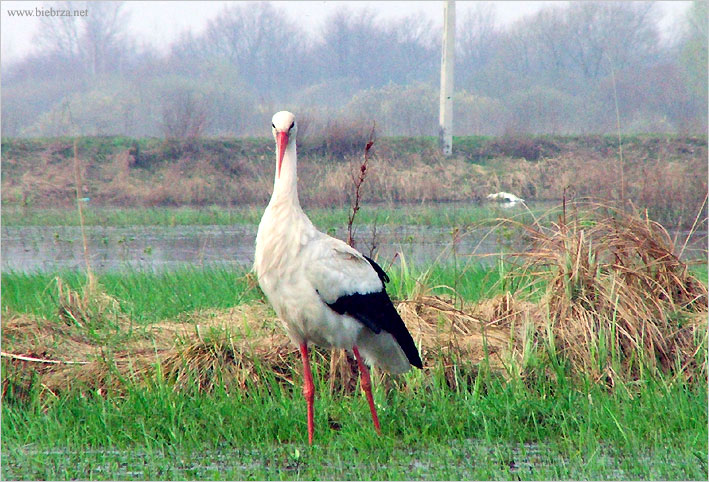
<box><xmin>55</xmin><ymin>276</ymin><xmax>125</xmax><ymax>329</ymax></box>
<box><xmin>53</xmin><ymin>140</ymin><xmax>124</xmax><ymax>329</ymax></box>
<box><xmin>516</xmin><ymin>202</ymin><xmax>707</xmax><ymax>384</ymax></box>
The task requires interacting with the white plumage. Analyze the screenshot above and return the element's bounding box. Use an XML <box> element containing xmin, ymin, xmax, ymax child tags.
<box><xmin>254</xmin><ymin>111</ymin><xmax>414</xmax><ymax>373</ymax></box>
<box><xmin>254</xmin><ymin>111</ymin><xmax>421</xmax><ymax>444</ymax></box>
<box><xmin>486</xmin><ymin>191</ymin><xmax>525</xmax><ymax>204</ymax></box>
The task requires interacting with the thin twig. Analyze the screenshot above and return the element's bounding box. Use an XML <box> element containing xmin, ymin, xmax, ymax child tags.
<box><xmin>368</xmin><ymin>216</ymin><xmax>379</xmax><ymax>258</ymax></box>
<box><xmin>605</xmin><ymin>52</ymin><xmax>625</xmax><ymax>211</ymax></box>
<box><xmin>678</xmin><ymin>194</ymin><xmax>708</xmax><ymax>260</ymax></box>
<box><xmin>72</xmin><ymin>133</ymin><xmax>94</xmax><ymax>289</ymax></box>
<box><xmin>346</xmin><ymin>122</ymin><xmax>376</xmax><ymax>248</ymax></box>
<box><xmin>1</xmin><ymin>351</ymin><xmax>89</xmax><ymax>365</ymax></box>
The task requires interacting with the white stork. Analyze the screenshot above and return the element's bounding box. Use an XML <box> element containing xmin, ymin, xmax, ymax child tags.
<box><xmin>254</xmin><ymin>111</ymin><xmax>423</xmax><ymax>445</ymax></box>
<box><xmin>486</xmin><ymin>191</ymin><xmax>525</xmax><ymax>205</ymax></box>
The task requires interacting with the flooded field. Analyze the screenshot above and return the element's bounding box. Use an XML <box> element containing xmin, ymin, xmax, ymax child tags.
<box><xmin>2</xmin><ymin>223</ymin><xmax>705</xmax><ymax>273</ymax></box>
<box><xmin>1</xmin><ymin>224</ymin><xmax>519</xmax><ymax>273</ymax></box>
<box><xmin>2</xmin><ymin>439</ymin><xmax>691</xmax><ymax>480</ymax></box>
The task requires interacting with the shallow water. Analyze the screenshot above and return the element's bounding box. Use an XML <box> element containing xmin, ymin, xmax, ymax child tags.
<box><xmin>1</xmin><ymin>439</ymin><xmax>691</xmax><ymax>480</ymax></box>
<box><xmin>0</xmin><ymin>224</ymin><xmax>518</xmax><ymax>273</ymax></box>
<box><xmin>2</xmin><ymin>222</ymin><xmax>705</xmax><ymax>274</ymax></box>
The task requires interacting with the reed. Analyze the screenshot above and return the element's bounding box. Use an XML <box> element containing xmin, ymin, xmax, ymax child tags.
<box><xmin>509</xmin><ymin>202</ymin><xmax>708</xmax><ymax>384</ymax></box>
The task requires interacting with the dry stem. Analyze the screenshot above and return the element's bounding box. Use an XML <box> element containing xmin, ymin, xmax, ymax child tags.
<box><xmin>346</xmin><ymin>122</ymin><xmax>376</xmax><ymax>248</ymax></box>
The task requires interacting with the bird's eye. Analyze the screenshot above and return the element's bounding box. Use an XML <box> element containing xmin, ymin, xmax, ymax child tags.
<box><xmin>272</xmin><ymin>123</ymin><xmax>276</xmax><ymax>129</ymax></box>
<box><xmin>289</xmin><ymin>122</ymin><xmax>295</xmax><ymax>130</ymax></box>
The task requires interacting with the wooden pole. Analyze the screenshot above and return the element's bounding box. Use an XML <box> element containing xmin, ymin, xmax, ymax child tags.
<box><xmin>439</xmin><ymin>0</ymin><xmax>455</xmax><ymax>156</ymax></box>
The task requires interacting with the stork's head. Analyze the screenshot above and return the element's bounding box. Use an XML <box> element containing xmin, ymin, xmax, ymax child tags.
<box><xmin>271</xmin><ymin>111</ymin><xmax>296</xmax><ymax>178</ymax></box>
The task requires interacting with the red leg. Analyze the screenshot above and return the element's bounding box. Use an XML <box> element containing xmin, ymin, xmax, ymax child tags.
<box><xmin>299</xmin><ymin>343</ymin><xmax>315</xmax><ymax>445</ymax></box>
<box><xmin>353</xmin><ymin>346</ymin><xmax>381</xmax><ymax>435</ymax></box>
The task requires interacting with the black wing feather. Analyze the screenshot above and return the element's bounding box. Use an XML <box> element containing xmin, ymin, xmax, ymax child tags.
<box><xmin>323</xmin><ymin>259</ymin><xmax>422</xmax><ymax>369</ymax></box>
<box><xmin>363</xmin><ymin>255</ymin><xmax>390</xmax><ymax>283</ymax></box>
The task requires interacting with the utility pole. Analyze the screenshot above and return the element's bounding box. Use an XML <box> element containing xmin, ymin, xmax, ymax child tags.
<box><xmin>439</xmin><ymin>0</ymin><xmax>455</xmax><ymax>156</ymax></box>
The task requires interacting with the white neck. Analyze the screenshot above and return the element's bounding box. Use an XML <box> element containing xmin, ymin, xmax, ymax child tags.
<box><xmin>271</xmin><ymin>140</ymin><xmax>300</xmax><ymax>207</ymax></box>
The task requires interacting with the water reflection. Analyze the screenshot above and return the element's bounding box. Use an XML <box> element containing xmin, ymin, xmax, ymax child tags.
<box><xmin>2</xmin><ymin>224</ymin><xmax>705</xmax><ymax>273</ymax></box>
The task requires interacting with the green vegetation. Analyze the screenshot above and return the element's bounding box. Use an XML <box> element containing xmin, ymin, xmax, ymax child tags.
<box><xmin>1</xmin><ymin>267</ymin><xmax>260</xmax><ymax>323</ymax></box>
<box><xmin>3</xmin><ymin>249</ymin><xmax>707</xmax><ymax>479</ymax></box>
<box><xmin>0</xmin><ymin>204</ymin><xmax>547</xmax><ymax>228</ymax></box>
<box><xmin>0</xmin><ymin>263</ymin><xmax>503</xmax><ymax>324</ymax></box>
<box><xmin>3</xmin><ymin>367</ymin><xmax>706</xmax><ymax>480</ymax></box>
<box><xmin>2</xmin><ymin>187</ymin><xmax>707</xmax><ymax>480</ymax></box>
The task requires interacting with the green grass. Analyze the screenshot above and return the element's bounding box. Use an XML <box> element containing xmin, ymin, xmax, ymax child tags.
<box><xmin>2</xmin><ymin>362</ymin><xmax>706</xmax><ymax>480</ymax></box>
<box><xmin>1</xmin><ymin>267</ymin><xmax>261</xmax><ymax>324</ymax></box>
<box><xmin>2</xmin><ymin>263</ymin><xmax>707</xmax><ymax>480</ymax></box>
<box><xmin>691</xmin><ymin>263</ymin><xmax>708</xmax><ymax>285</ymax></box>
<box><xmin>1</xmin><ymin>261</ymin><xmax>506</xmax><ymax>324</ymax></box>
<box><xmin>1</xmin><ymin>203</ymin><xmax>553</xmax><ymax>228</ymax></box>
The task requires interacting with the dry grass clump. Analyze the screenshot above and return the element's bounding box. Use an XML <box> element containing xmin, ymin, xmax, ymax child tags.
<box><xmin>518</xmin><ymin>204</ymin><xmax>708</xmax><ymax>384</ymax></box>
<box><xmin>399</xmin><ymin>294</ymin><xmax>535</xmax><ymax>386</ymax></box>
<box><xmin>2</xmin><ymin>311</ymin><xmax>101</xmax><ymax>401</ymax></box>
<box><xmin>152</xmin><ymin>308</ymin><xmax>296</xmax><ymax>392</ymax></box>
<box><xmin>2</xmin><ymin>313</ymin><xmax>94</xmax><ymax>366</ymax></box>
<box><xmin>56</xmin><ymin>276</ymin><xmax>128</xmax><ymax>328</ymax></box>
<box><xmin>3</xmin><ymin>294</ymin><xmax>523</xmax><ymax>399</ymax></box>
<box><xmin>2</xmin><ymin>305</ymin><xmax>287</xmax><ymax>399</ymax></box>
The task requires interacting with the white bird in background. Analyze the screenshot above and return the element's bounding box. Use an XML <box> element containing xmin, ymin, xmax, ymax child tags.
<box><xmin>486</xmin><ymin>191</ymin><xmax>525</xmax><ymax>207</ymax></box>
<box><xmin>254</xmin><ymin>111</ymin><xmax>423</xmax><ymax>445</ymax></box>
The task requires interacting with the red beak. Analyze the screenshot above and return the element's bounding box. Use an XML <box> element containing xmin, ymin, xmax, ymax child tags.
<box><xmin>276</xmin><ymin>131</ymin><xmax>289</xmax><ymax>177</ymax></box>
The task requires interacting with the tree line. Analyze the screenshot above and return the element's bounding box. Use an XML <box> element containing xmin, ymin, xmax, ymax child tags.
<box><xmin>2</xmin><ymin>1</ymin><xmax>706</xmax><ymax>138</ymax></box>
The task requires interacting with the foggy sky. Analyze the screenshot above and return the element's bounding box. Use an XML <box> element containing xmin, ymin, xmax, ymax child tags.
<box><xmin>1</xmin><ymin>1</ymin><xmax>691</xmax><ymax>66</ymax></box>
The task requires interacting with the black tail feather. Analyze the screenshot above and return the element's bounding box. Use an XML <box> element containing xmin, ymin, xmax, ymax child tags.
<box><xmin>325</xmin><ymin>289</ymin><xmax>422</xmax><ymax>369</ymax></box>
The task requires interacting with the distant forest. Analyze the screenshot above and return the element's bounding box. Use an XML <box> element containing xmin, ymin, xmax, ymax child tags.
<box><xmin>2</xmin><ymin>1</ymin><xmax>707</xmax><ymax>138</ymax></box>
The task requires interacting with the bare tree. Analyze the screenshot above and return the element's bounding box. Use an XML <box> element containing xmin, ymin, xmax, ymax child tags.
<box><xmin>680</xmin><ymin>1</ymin><xmax>708</xmax><ymax>102</ymax></box>
<box><xmin>82</xmin><ymin>2</ymin><xmax>129</xmax><ymax>76</ymax></box>
<box><xmin>457</xmin><ymin>3</ymin><xmax>497</xmax><ymax>70</ymax></box>
<box><xmin>33</xmin><ymin>1</ymin><xmax>129</xmax><ymax>77</ymax></box>
<box><xmin>201</xmin><ymin>2</ymin><xmax>304</xmax><ymax>94</ymax></box>
<box><xmin>318</xmin><ymin>8</ymin><xmax>438</xmax><ymax>89</ymax></box>
<box><xmin>34</xmin><ymin>1</ymin><xmax>83</xmax><ymax>63</ymax></box>
<box><xmin>161</xmin><ymin>88</ymin><xmax>209</xmax><ymax>140</ymax></box>
<box><xmin>563</xmin><ymin>2</ymin><xmax>658</xmax><ymax>79</ymax></box>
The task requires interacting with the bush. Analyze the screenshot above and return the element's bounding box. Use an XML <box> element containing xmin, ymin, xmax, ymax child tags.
<box><xmin>160</xmin><ymin>88</ymin><xmax>209</xmax><ymax>140</ymax></box>
<box><xmin>300</xmin><ymin>117</ymin><xmax>374</xmax><ymax>161</ymax></box>
<box><xmin>27</xmin><ymin>86</ymin><xmax>137</xmax><ymax>137</ymax></box>
<box><xmin>503</xmin><ymin>86</ymin><xmax>584</xmax><ymax>134</ymax></box>
<box><xmin>454</xmin><ymin>91</ymin><xmax>507</xmax><ymax>136</ymax></box>
<box><xmin>345</xmin><ymin>82</ymin><xmax>437</xmax><ymax>136</ymax></box>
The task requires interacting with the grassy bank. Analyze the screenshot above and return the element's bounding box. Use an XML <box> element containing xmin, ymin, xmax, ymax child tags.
<box><xmin>1</xmin><ymin>203</ymin><xmax>545</xmax><ymax>228</ymax></box>
<box><xmin>2</xmin><ymin>134</ymin><xmax>706</xmax><ymax>229</ymax></box>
